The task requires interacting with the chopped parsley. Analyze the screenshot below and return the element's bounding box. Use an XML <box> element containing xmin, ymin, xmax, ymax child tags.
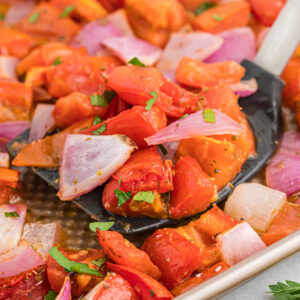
<box><xmin>93</xmin><ymin>116</ymin><xmax>102</xmax><ymax>126</ymax></box>
<box><xmin>92</xmin><ymin>124</ymin><xmax>106</xmax><ymax>135</ymax></box>
<box><xmin>179</xmin><ymin>113</ymin><xmax>189</xmax><ymax>120</ymax></box>
<box><xmin>59</xmin><ymin>5</ymin><xmax>76</xmax><ymax>18</ymax></box>
<box><xmin>29</xmin><ymin>12</ymin><xmax>39</xmax><ymax>24</ymax></box>
<box><xmin>114</xmin><ymin>189</ymin><xmax>132</xmax><ymax>207</ymax></box>
<box><xmin>158</xmin><ymin>144</ymin><xmax>168</xmax><ymax>155</ymax></box>
<box><xmin>145</xmin><ymin>91</ymin><xmax>157</xmax><ymax>111</ymax></box>
<box><xmin>79</xmin><ymin>126</ymin><xmax>88</xmax><ymax>131</ymax></box>
<box><xmin>45</xmin><ymin>290</ymin><xmax>57</xmax><ymax>300</ymax></box>
<box><xmin>194</xmin><ymin>3</ymin><xmax>216</xmax><ymax>16</ymax></box>
<box><xmin>0</xmin><ymin>13</ymin><xmax>5</xmax><ymax>21</ymax></box>
<box><xmin>52</xmin><ymin>56</ymin><xmax>62</xmax><ymax>66</ymax></box>
<box><xmin>150</xmin><ymin>289</ymin><xmax>155</xmax><ymax>298</ymax></box>
<box><xmin>118</xmin><ymin>178</ymin><xmax>122</xmax><ymax>186</ymax></box>
<box><xmin>203</xmin><ymin>108</ymin><xmax>215</xmax><ymax>123</ymax></box>
<box><xmin>89</xmin><ymin>221</ymin><xmax>115</xmax><ymax>232</ymax></box>
<box><xmin>92</xmin><ymin>257</ymin><xmax>107</xmax><ymax>268</ymax></box>
<box><xmin>90</xmin><ymin>91</ymin><xmax>116</xmax><ymax>107</ymax></box>
<box><xmin>48</xmin><ymin>246</ymin><xmax>102</xmax><ymax>276</ymax></box>
<box><xmin>133</xmin><ymin>191</ymin><xmax>155</xmax><ymax>204</ymax></box>
<box><xmin>128</xmin><ymin>57</ymin><xmax>146</xmax><ymax>67</ymax></box>
<box><xmin>213</xmin><ymin>14</ymin><xmax>223</xmax><ymax>22</ymax></box>
<box><xmin>4</xmin><ymin>212</ymin><xmax>19</xmax><ymax>218</ymax></box>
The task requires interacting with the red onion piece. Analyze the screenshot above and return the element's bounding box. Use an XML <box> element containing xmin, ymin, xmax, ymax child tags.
<box><xmin>105</xmin><ymin>9</ymin><xmax>134</xmax><ymax>37</ymax></box>
<box><xmin>102</xmin><ymin>36</ymin><xmax>162</xmax><ymax>66</ymax></box>
<box><xmin>0</xmin><ymin>204</ymin><xmax>27</xmax><ymax>255</ymax></box>
<box><xmin>145</xmin><ymin>109</ymin><xmax>244</xmax><ymax>146</ymax></box>
<box><xmin>56</xmin><ymin>276</ymin><xmax>71</xmax><ymax>300</ymax></box>
<box><xmin>0</xmin><ymin>245</ymin><xmax>44</xmax><ymax>278</ymax></box>
<box><xmin>230</xmin><ymin>78</ymin><xmax>258</xmax><ymax>98</ymax></box>
<box><xmin>4</xmin><ymin>0</ymin><xmax>35</xmax><ymax>25</ymax></box>
<box><xmin>29</xmin><ymin>104</ymin><xmax>55</xmax><ymax>142</ymax></box>
<box><xmin>0</xmin><ymin>56</ymin><xmax>19</xmax><ymax>80</ymax></box>
<box><xmin>58</xmin><ymin>134</ymin><xmax>136</xmax><ymax>200</ymax></box>
<box><xmin>205</xmin><ymin>27</ymin><xmax>256</xmax><ymax>64</ymax></box>
<box><xmin>0</xmin><ymin>152</ymin><xmax>9</xmax><ymax>167</ymax></box>
<box><xmin>156</xmin><ymin>32</ymin><xmax>224</xmax><ymax>81</ymax></box>
<box><xmin>0</xmin><ymin>121</ymin><xmax>31</xmax><ymax>140</ymax></box>
<box><xmin>217</xmin><ymin>222</ymin><xmax>267</xmax><ymax>265</ymax></box>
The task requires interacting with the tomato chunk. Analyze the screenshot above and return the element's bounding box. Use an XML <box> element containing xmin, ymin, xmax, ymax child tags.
<box><xmin>176</xmin><ymin>57</ymin><xmax>245</xmax><ymax>88</ymax></box>
<box><xmin>169</xmin><ymin>156</ymin><xmax>217</xmax><ymax>219</ymax></box>
<box><xmin>142</xmin><ymin>228</ymin><xmax>203</xmax><ymax>289</ymax></box>
<box><xmin>97</xmin><ymin>230</ymin><xmax>161</xmax><ymax>279</ymax></box>
<box><xmin>0</xmin><ymin>168</ymin><xmax>19</xmax><ymax>204</ymax></box>
<box><xmin>107</xmin><ymin>262</ymin><xmax>173</xmax><ymax>300</ymax></box>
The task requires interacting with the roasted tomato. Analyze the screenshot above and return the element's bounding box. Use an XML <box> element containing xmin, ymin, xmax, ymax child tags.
<box><xmin>262</xmin><ymin>202</ymin><xmax>300</xmax><ymax>245</ymax></box>
<box><xmin>194</xmin><ymin>205</ymin><xmax>238</xmax><ymax>236</ymax></box>
<box><xmin>97</xmin><ymin>230</ymin><xmax>161</xmax><ymax>279</ymax></box>
<box><xmin>107</xmin><ymin>66</ymin><xmax>203</xmax><ymax>117</ymax></box>
<box><xmin>91</xmin><ymin>272</ymin><xmax>139</xmax><ymax>300</ymax></box>
<box><xmin>0</xmin><ymin>168</ymin><xmax>19</xmax><ymax>204</ymax></box>
<box><xmin>176</xmin><ymin>57</ymin><xmax>245</xmax><ymax>88</ymax></box>
<box><xmin>16</xmin><ymin>3</ymin><xmax>80</xmax><ymax>43</ymax></box>
<box><xmin>83</xmin><ymin>106</ymin><xmax>167</xmax><ymax>148</ymax></box>
<box><xmin>107</xmin><ymin>263</ymin><xmax>173</xmax><ymax>300</ymax></box>
<box><xmin>249</xmin><ymin>0</ymin><xmax>286</xmax><ymax>26</ymax></box>
<box><xmin>0</xmin><ymin>266</ymin><xmax>49</xmax><ymax>300</ymax></box>
<box><xmin>113</xmin><ymin>147</ymin><xmax>173</xmax><ymax>193</ymax></box>
<box><xmin>0</xmin><ymin>28</ymin><xmax>34</xmax><ymax>58</ymax></box>
<box><xmin>172</xmin><ymin>262</ymin><xmax>230</xmax><ymax>296</ymax></box>
<box><xmin>53</xmin><ymin>92</ymin><xmax>108</xmax><ymax>129</ymax></box>
<box><xmin>191</xmin><ymin>1</ymin><xmax>250</xmax><ymax>33</ymax></box>
<box><xmin>142</xmin><ymin>228</ymin><xmax>203</xmax><ymax>289</ymax></box>
<box><xmin>103</xmin><ymin>178</ymin><xmax>168</xmax><ymax>218</ymax></box>
<box><xmin>46</xmin><ymin>248</ymin><xmax>105</xmax><ymax>297</ymax></box>
<box><xmin>0</xmin><ymin>80</ymin><xmax>32</xmax><ymax>122</ymax></box>
<box><xmin>45</xmin><ymin>55</ymin><xmax>122</xmax><ymax>98</ymax></box>
<box><xmin>98</xmin><ymin>0</ymin><xmax>124</xmax><ymax>12</ymax></box>
<box><xmin>169</xmin><ymin>156</ymin><xmax>217</xmax><ymax>219</ymax></box>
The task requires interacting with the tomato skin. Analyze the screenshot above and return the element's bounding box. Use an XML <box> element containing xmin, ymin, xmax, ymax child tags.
<box><xmin>93</xmin><ymin>272</ymin><xmax>139</xmax><ymax>300</ymax></box>
<box><xmin>142</xmin><ymin>228</ymin><xmax>203</xmax><ymax>289</ymax></box>
<box><xmin>176</xmin><ymin>57</ymin><xmax>245</xmax><ymax>88</ymax></box>
<box><xmin>107</xmin><ymin>66</ymin><xmax>202</xmax><ymax>117</ymax></box>
<box><xmin>192</xmin><ymin>1</ymin><xmax>250</xmax><ymax>33</ymax></box>
<box><xmin>0</xmin><ymin>266</ymin><xmax>49</xmax><ymax>300</ymax></box>
<box><xmin>172</xmin><ymin>262</ymin><xmax>230</xmax><ymax>296</ymax></box>
<box><xmin>53</xmin><ymin>92</ymin><xmax>107</xmax><ymax>129</ymax></box>
<box><xmin>194</xmin><ymin>205</ymin><xmax>238</xmax><ymax>236</ymax></box>
<box><xmin>0</xmin><ymin>168</ymin><xmax>19</xmax><ymax>204</ymax></box>
<box><xmin>169</xmin><ymin>156</ymin><xmax>217</xmax><ymax>219</ymax></box>
<box><xmin>262</xmin><ymin>203</ymin><xmax>300</xmax><ymax>246</ymax></box>
<box><xmin>249</xmin><ymin>0</ymin><xmax>286</xmax><ymax>26</ymax></box>
<box><xmin>113</xmin><ymin>147</ymin><xmax>173</xmax><ymax>193</ymax></box>
<box><xmin>102</xmin><ymin>178</ymin><xmax>168</xmax><ymax>218</ymax></box>
<box><xmin>46</xmin><ymin>248</ymin><xmax>105</xmax><ymax>297</ymax></box>
<box><xmin>83</xmin><ymin>106</ymin><xmax>167</xmax><ymax>149</ymax></box>
<box><xmin>97</xmin><ymin>230</ymin><xmax>161</xmax><ymax>279</ymax></box>
<box><xmin>98</xmin><ymin>0</ymin><xmax>124</xmax><ymax>12</ymax></box>
<box><xmin>107</xmin><ymin>262</ymin><xmax>173</xmax><ymax>300</ymax></box>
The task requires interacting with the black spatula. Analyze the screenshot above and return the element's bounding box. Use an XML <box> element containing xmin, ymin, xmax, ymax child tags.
<box><xmin>7</xmin><ymin>0</ymin><xmax>300</xmax><ymax>234</ymax></box>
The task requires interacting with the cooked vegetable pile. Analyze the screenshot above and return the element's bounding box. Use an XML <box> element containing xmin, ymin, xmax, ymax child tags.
<box><xmin>0</xmin><ymin>0</ymin><xmax>299</xmax><ymax>299</ymax></box>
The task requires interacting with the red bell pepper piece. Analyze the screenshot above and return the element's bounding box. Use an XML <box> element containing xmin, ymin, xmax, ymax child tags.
<box><xmin>97</xmin><ymin>230</ymin><xmax>161</xmax><ymax>279</ymax></box>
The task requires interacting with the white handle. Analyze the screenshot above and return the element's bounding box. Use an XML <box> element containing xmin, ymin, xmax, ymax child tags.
<box><xmin>254</xmin><ymin>0</ymin><xmax>300</xmax><ymax>76</ymax></box>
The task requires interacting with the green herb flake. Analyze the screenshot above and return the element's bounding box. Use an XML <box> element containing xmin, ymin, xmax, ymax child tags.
<box><xmin>45</xmin><ymin>290</ymin><xmax>57</xmax><ymax>300</ymax></box>
<box><xmin>4</xmin><ymin>212</ymin><xmax>19</xmax><ymax>218</ymax></box>
<box><xmin>93</xmin><ymin>116</ymin><xmax>102</xmax><ymax>126</ymax></box>
<box><xmin>29</xmin><ymin>12</ymin><xmax>39</xmax><ymax>24</ymax></box>
<box><xmin>128</xmin><ymin>57</ymin><xmax>146</xmax><ymax>67</ymax></box>
<box><xmin>145</xmin><ymin>91</ymin><xmax>157</xmax><ymax>111</ymax></box>
<box><xmin>52</xmin><ymin>56</ymin><xmax>62</xmax><ymax>66</ymax></box>
<box><xmin>92</xmin><ymin>124</ymin><xmax>106</xmax><ymax>135</ymax></box>
<box><xmin>89</xmin><ymin>221</ymin><xmax>115</xmax><ymax>233</ymax></box>
<box><xmin>213</xmin><ymin>14</ymin><xmax>223</xmax><ymax>22</ymax></box>
<box><xmin>103</xmin><ymin>90</ymin><xmax>116</xmax><ymax>104</ymax></box>
<box><xmin>79</xmin><ymin>126</ymin><xmax>88</xmax><ymax>132</ymax></box>
<box><xmin>203</xmin><ymin>108</ymin><xmax>215</xmax><ymax>123</ymax></box>
<box><xmin>114</xmin><ymin>189</ymin><xmax>132</xmax><ymax>207</ymax></box>
<box><xmin>133</xmin><ymin>191</ymin><xmax>155</xmax><ymax>204</ymax></box>
<box><xmin>150</xmin><ymin>289</ymin><xmax>155</xmax><ymax>298</ymax></box>
<box><xmin>90</xmin><ymin>94</ymin><xmax>107</xmax><ymax>107</ymax></box>
<box><xmin>59</xmin><ymin>5</ymin><xmax>76</xmax><ymax>18</ymax></box>
<box><xmin>92</xmin><ymin>257</ymin><xmax>108</xmax><ymax>268</ymax></box>
<box><xmin>195</xmin><ymin>2</ymin><xmax>216</xmax><ymax>15</ymax></box>
<box><xmin>118</xmin><ymin>178</ymin><xmax>122</xmax><ymax>186</ymax></box>
<box><xmin>179</xmin><ymin>113</ymin><xmax>189</xmax><ymax>120</ymax></box>
<box><xmin>49</xmin><ymin>246</ymin><xmax>102</xmax><ymax>276</ymax></box>
<box><xmin>158</xmin><ymin>144</ymin><xmax>168</xmax><ymax>155</ymax></box>
<box><xmin>0</xmin><ymin>13</ymin><xmax>5</xmax><ymax>21</ymax></box>
<box><xmin>267</xmin><ymin>280</ymin><xmax>300</xmax><ymax>299</ymax></box>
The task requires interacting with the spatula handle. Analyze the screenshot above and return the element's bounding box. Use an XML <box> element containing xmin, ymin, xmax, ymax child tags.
<box><xmin>254</xmin><ymin>0</ymin><xmax>300</xmax><ymax>76</ymax></box>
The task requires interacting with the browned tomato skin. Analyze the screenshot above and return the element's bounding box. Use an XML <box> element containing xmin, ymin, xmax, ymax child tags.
<box><xmin>0</xmin><ymin>168</ymin><xmax>19</xmax><ymax>204</ymax></box>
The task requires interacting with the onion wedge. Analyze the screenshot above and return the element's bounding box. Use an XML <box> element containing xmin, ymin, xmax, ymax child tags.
<box><xmin>56</xmin><ymin>276</ymin><xmax>71</xmax><ymax>300</ymax></box>
<box><xmin>58</xmin><ymin>134</ymin><xmax>136</xmax><ymax>200</ymax></box>
<box><xmin>230</xmin><ymin>79</ymin><xmax>258</xmax><ymax>98</ymax></box>
<box><xmin>0</xmin><ymin>152</ymin><xmax>9</xmax><ymax>167</ymax></box>
<box><xmin>145</xmin><ymin>109</ymin><xmax>244</xmax><ymax>146</ymax></box>
<box><xmin>0</xmin><ymin>121</ymin><xmax>31</xmax><ymax>140</ymax></box>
